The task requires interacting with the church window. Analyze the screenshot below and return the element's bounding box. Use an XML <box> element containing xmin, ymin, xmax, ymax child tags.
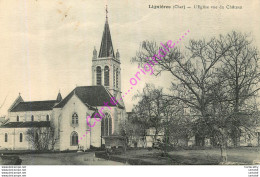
<box><xmin>20</xmin><ymin>133</ymin><xmax>23</xmax><ymax>142</ymax></box>
<box><xmin>113</xmin><ymin>66</ymin><xmax>115</xmax><ymax>87</ymax></box>
<box><xmin>71</xmin><ymin>131</ymin><xmax>78</xmax><ymax>146</ymax></box>
<box><xmin>72</xmin><ymin>113</ymin><xmax>78</xmax><ymax>125</ymax></box>
<box><xmin>101</xmin><ymin>113</ymin><xmax>112</xmax><ymax>136</ymax></box>
<box><xmin>116</xmin><ymin>68</ymin><xmax>119</xmax><ymax>88</ymax></box>
<box><xmin>104</xmin><ymin>66</ymin><xmax>109</xmax><ymax>86</ymax></box>
<box><xmin>17</xmin><ymin>116</ymin><xmax>19</xmax><ymax>122</ymax></box>
<box><xmin>86</xmin><ymin>113</ymin><xmax>90</xmax><ymax>129</ymax></box>
<box><xmin>96</xmin><ymin>66</ymin><xmax>102</xmax><ymax>85</ymax></box>
<box><xmin>109</xmin><ymin>115</ymin><xmax>112</xmax><ymax>135</ymax></box>
<box><xmin>31</xmin><ymin>115</ymin><xmax>34</xmax><ymax>122</ymax></box>
<box><xmin>4</xmin><ymin>133</ymin><xmax>8</xmax><ymax>142</ymax></box>
<box><xmin>46</xmin><ymin>115</ymin><xmax>50</xmax><ymax>121</ymax></box>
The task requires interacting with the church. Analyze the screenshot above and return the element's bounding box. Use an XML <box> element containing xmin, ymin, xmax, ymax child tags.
<box><xmin>0</xmin><ymin>10</ymin><xmax>126</xmax><ymax>151</ymax></box>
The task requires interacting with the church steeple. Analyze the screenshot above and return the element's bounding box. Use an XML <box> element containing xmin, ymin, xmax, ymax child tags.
<box><xmin>92</xmin><ymin>5</ymin><xmax>122</xmax><ymax>99</ymax></box>
<box><xmin>56</xmin><ymin>91</ymin><xmax>62</xmax><ymax>103</ymax></box>
<box><xmin>98</xmin><ymin>6</ymin><xmax>115</xmax><ymax>58</ymax></box>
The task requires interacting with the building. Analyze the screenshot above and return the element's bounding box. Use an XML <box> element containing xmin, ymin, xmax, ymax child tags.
<box><xmin>0</xmin><ymin>9</ymin><xmax>126</xmax><ymax>151</ymax></box>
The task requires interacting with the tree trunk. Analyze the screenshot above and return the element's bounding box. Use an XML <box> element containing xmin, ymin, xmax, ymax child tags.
<box><xmin>143</xmin><ymin>136</ymin><xmax>147</xmax><ymax>148</ymax></box>
<box><xmin>220</xmin><ymin>144</ymin><xmax>227</xmax><ymax>163</ymax></box>
<box><xmin>217</xmin><ymin>127</ymin><xmax>228</xmax><ymax>163</ymax></box>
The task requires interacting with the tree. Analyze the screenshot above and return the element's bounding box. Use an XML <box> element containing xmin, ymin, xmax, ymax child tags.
<box><xmin>0</xmin><ymin>95</ymin><xmax>7</xmax><ymax>111</ymax></box>
<box><xmin>132</xmin><ymin>31</ymin><xmax>260</xmax><ymax>162</ymax></box>
<box><xmin>132</xmin><ymin>84</ymin><xmax>166</xmax><ymax>145</ymax></box>
<box><xmin>158</xmin><ymin>96</ymin><xmax>190</xmax><ymax>146</ymax></box>
<box><xmin>26</xmin><ymin>124</ymin><xmax>57</xmax><ymax>151</ymax></box>
<box><xmin>219</xmin><ymin>32</ymin><xmax>260</xmax><ymax>146</ymax></box>
<box><xmin>131</xmin><ymin>84</ymin><xmax>189</xmax><ymax>152</ymax></box>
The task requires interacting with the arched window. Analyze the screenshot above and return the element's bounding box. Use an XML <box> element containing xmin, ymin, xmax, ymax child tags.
<box><xmin>4</xmin><ymin>133</ymin><xmax>8</xmax><ymax>142</ymax></box>
<box><xmin>72</xmin><ymin>113</ymin><xmax>78</xmax><ymax>125</ymax></box>
<box><xmin>109</xmin><ymin>116</ymin><xmax>112</xmax><ymax>135</ymax></box>
<box><xmin>104</xmin><ymin>66</ymin><xmax>109</xmax><ymax>86</ymax></box>
<box><xmin>116</xmin><ymin>68</ymin><xmax>119</xmax><ymax>88</ymax></box>
<box><xmin>71</xmin><ymin>131</ymin><xmax>78</xmax><ymax>146</ymax></box>
<box><xmin>101</xmin><ymin>118</ymin><xmax>105</xmax><ymax>136</ymax></box>
<box><xmin>20</xmin><ymin>133</ymin><xmax>23</xmax><ymax>142</ymax></box>
<box><xmin>96</xmin><ymin>66</ymin><xmax>102</xmax><ymax>85</ymax></box>
<box><xmin>101</xmin><ymin>113</ymin><xmax>112</xmax><ymax>136</ymax></box>
<box><xmin>46</xmin><ymin>115</ymin><xmax>50</xmax><ymax>121</ymax></box>
<box><xmin>113</xmin><ymin>66</ymin><xmax>115</xmax><ymax>87</ymax></box>
<box><xmin>17</xmin><ymin>116</ymin><xmax>19</xmax><ymax>122</ymax></box>
<box><xmin>31</xmin><ymin>115</ymin><xmax>34</xmax><ymax>122</ymax></box>
<box><xmin>105</xmin><ymin>117</ymin><xmax>109</xmax><ymax>136</ymax></box>
<box><xmin>35</xmin><ymin>132</ymin><xmax>39</xmax><ymax>142</ymax></box>
<box><xmin>86</xmin><ymin>113</ymin><xmax>90</xmax><ymax>129</ymax></box>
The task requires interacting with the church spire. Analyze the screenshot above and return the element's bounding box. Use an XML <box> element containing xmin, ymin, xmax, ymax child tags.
<box><xmin>56</xmin><ymin>90</ymin><xmax>62</xmax><ymax>103</ymax></box>
<box><xmin>98</xmin><ymin>5</ymin><xmax>115</xmax><ymax>58</ymax></box>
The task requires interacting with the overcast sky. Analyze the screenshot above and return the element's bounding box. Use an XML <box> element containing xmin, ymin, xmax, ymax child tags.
<box><xmin>0</xmin><ymin>0</ymin><xmax>259</xmax><ymax>115</ymax></box>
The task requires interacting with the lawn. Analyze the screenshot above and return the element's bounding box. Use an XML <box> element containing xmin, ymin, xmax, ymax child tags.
<box><xmin>1</xmin><ymin>147</ymin><xmax>259</xmax><ymax>165</ymax></box>
<box><xmin>1</xmin><ymin>152</ymin><xmax>124</xmax><ymax>165</ymax></box>
<box><xmin>98</xmin><ymin>147</ymin><xmax>260</xmax><ymax>165</ymax></box>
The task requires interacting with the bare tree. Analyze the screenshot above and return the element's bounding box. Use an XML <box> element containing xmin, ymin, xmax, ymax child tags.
<box><xmin>132</xmin><ymin>31</ymin><xmax>260</xmax><ymax>162</ymax></box>
<box><xmin>132</xmin><ymin>84</ymin><xmax>166</xmax><ymax>144</ymax></box>
<box><xmin>219</xmin><ymin>31</ymin><xmax>260</xmax><ymax>146</ymax></box>
<box><xmin>26</xmin><ymin>124</ymin><xmax>57</xmax><ymax>151</ymax></box>
<box><xmin>160</xmin><ymin>98</ymin><xmax>193</xmax><ymax>154</ymax></box>
<box><xmin>130</xmin><ymin>99</ymin><xmax>151</xmax><ymax>147</ymax></box>
<box><xmin>0</xmin><ymin>95</ymin><xmax>8</xmax><ymax>111</ymax></box>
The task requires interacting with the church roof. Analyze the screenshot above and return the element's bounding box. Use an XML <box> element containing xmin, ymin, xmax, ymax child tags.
<box><xmin>0</xmin><ymin>121</ymin><xmax>50</xmax><ymax>128</ymax></box>
<box><xmin>54</xmin><ymin>86</ymin><xmax>124</xmax><ymax>109</ymax></box>
<box><xmin>98</xmin><ymin>19</ymin><xmax>115</xmax><ymax>58</ymax></box>
<box><xmin>10</xmin><ymin>100</ymin><xmax>56</xmax><ymax>112</ymax></box>
<box><xmin>8</xmin><ymin>94</ymin><xmax>24</xmax><ymax>112</ymax></box>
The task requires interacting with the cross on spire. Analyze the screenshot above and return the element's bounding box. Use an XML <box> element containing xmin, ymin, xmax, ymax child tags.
<box><xmin>106</xmin><ymin>5</ymin><xmax>108</xmax><ymax>20</ymax></box>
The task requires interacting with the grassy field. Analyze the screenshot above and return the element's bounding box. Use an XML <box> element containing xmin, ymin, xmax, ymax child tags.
<box><xmin>104</xmin><ymin>147</ymin><xmax>260</xmax><ymax>165</ymax></box>
<box><xmin>1</xmin><ymin>152</ymin><xmax>124</xmax><ymax>165</ymax></box>
<box><xmin>19</xmin><ymin>152</ymin><xmax>124</xmax><ymax>165</ymax></box>
<box><xmin>1</xmin><ymin>147</ymin><xmax>259</xmax><ymax>165</ymax></box>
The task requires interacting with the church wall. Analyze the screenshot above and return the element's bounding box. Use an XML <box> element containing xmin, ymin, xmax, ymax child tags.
<box><xmin>52</xmin><ymin>108</ymin><xmax>62</xmax><ymax>150</ymax></box>
<box><xmin>58</xmin><ymin>94</ymin><xmax>93</xmax><ymax>151</ymax></box>
<box><xmin>89</xmin><ymin>106</ymin><xmax>122</xmax><ymax>147</ymax></box>
<box><xmin>9</xmin><ymin>110</ymin><xmax>53</xmax><ymax>122</ymax></box>
<box><xmin>89</xmin><ymin>106</ymin><xmax>112</xmax><ymax>148</ymax></box>
<box><xmin>89</xmin><ymin>118</ymin><xmax>101</xmax><ymax>147</ymax></box>
<box><xmin>0</xmin><ymin>128</ymin><xmax>31</xmax><ymax>150</ymax></box>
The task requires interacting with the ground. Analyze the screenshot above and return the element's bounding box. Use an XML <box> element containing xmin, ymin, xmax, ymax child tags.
<box><xmin>1</xmin><ymin>152</ymin><xmax>124</xmax><ymax>165</ymax></box>
<box><xmin>100</xmin><ymin>147</ymin><xmax>260</xmax><ymax>165</ymax></box>
<box><xmin>1</xmin><ymin>147</ymin><xmax>260</xmax><ymax>165</ymax></box>
<box><xmin>20</xmin><ymin>152</ymin><xmax>124</xmax><ymax>165</ymax></box>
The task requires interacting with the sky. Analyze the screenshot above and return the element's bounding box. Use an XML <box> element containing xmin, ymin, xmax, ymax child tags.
<box><xmin>0</xmin><ymin>0</ymin><xmax>260</xmax><ymax>116</ymax></box>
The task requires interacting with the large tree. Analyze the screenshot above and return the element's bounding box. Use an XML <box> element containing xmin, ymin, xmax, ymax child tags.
<box><xmin>132</xmin><ymin>31</ymin><xmax>260</xmax><ymax>162</ymax></box>
<box><xmin>219</xmin><ymin>32</ymin><xmax>260</xmax><ymax>146</ymax></box>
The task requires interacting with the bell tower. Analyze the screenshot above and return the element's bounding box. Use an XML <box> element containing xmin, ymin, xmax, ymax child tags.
<box><xmin>92</xmin><ymin>6</ymin><xmax>121</xmax><ymax>99</ymax></box>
